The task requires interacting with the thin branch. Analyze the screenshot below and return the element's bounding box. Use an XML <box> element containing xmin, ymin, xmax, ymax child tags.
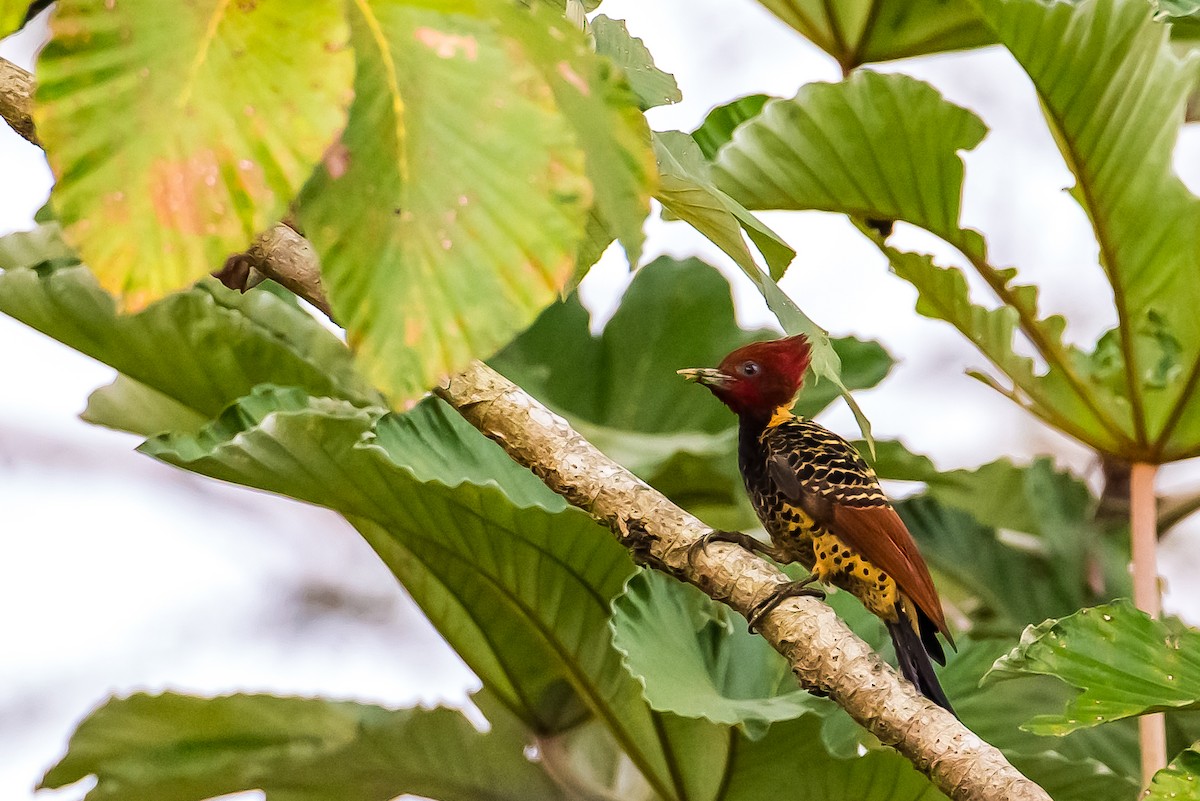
<box><xmin>1</xmin><ymin>57</ymin><xmax>1050</xmax><ymax>801</ymax></box>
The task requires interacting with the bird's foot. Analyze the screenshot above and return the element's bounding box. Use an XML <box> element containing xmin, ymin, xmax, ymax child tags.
<box><xmin>687</xmin><ymin>529</ymin><xmax>777</xmax><ymax>568</ymax></box>
<box><xmin>746</xmin><ymin>576</ymin><xmax>826</xmax><ymax>633</ymax></box>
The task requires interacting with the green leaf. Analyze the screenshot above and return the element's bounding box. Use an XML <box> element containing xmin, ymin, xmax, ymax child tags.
<box><xmin>140</xmin><ymin>389</ymin><xmax>726</xmax><ymax>801</ymax></box>
<box><xmin>869</xmin><ymin>441</ymin><xmax>1043</xmax><ymax>535</ymax></box>
<box><xmin>691</xmin><ymin>94</ymin><xmax>770</xmax><ymax>161</ymax></box>
<box><xmin>895</xmin><ymin>497</ymin><xmax>1091</xmax><ymax>632</ymax></box>
<box><xmin>938</xmin><ymin>638</ymin><xmax>1141</xmax><ymax>795</ymax></box>
<box><xmin>495</xmin><ymin>256</ymin><xmax>766</xmax><ymax>434</ymax></box>
<box><xmin>712</xmin><ymin>71</ymin><xmax>985</xmax><ymax>249</ymax></box>
<box><xmin>40</xmin><ymin>691</ymin><xmax>566</xmax><ymax>801</ymax></box>
<box><xmin>711</xmin><ymin>72</ymin><xmax>1138</xmax><ymax>454</ymax></box>
<box><xmin>34</xmin><ymin>0</ymin><xmax>352</xmax><ymax>307</ymax></box>
<box><xmin>655</xmin><ymin>130</ymin><xmax>795</xmax><ymax>281</ymax></box>
<box><xmin>610</xmin><ymin>570</ymin><xmax>817</xmax><ymax>737</ymax></box>
<box><xmin>368</xmin><ymin>395</ymin><xmax>567</xmax><ymax>509</ymax></box>
<box><xmin>0</xmin><ymin>1</ymin><xmax>32</xmax><ymax>37</ymax></box>
<box><xmin>984</xmin><ymin>601</ymin><xmax>1200</xmax><ymax>734</ymax></box>
<box><xmin>0</xmin><ymin>258</ymin><xmax>381</xmax><ymax>424</ymax></box>
<box><xmin>296</xmin><ymin>1</ymin><xmax>592</xmax><ymax>406</ymax></box>
<box><xmin>979</xmin><ymin>0</ymin><xmax>1200</xmax><ymax>457</ymax></box>
<box><xmin>722</xmin><ymin>714</ymin><xmax>944</xmax><ymax>801</ymax></box>
<box><xmin>495</xmin><ymin>2</ymin><xmax>654</xmax><ymax>265</ymax></box>
<box><xmin>0</xmin><ymin>222</ymin><xmax>76</xmax><ymax>270</ymax></box>
<box><xmin>82</xmin><ymin>375</ymin><xmax>210</xmax><ymax>437</ymax></box>
<box><xmin>591</xmin><ymin>14</ymin><xmax>681</xmax><ymax>110</ymax></box>
<box><xmin>650</xmin><ymin>130</ymin><xmax>877</xmax><ymax>447</ymax></box>
<box><xmin>870</xmin><ymin>444</ymin><xmax>1117</xmax><ymax>627</ymax></box>
<box><xmin>1159</xmin><ymin>0</ymin><xmax>1200</xmax><ymax>17</ymax></box>
<box><xmin>1146</xmin><ymin>743</ymin><xmax>1200</xmax><ymax>801</ymax></box>
<box><xmin>1007</xmin><ymin>752</ymin><xmax>1139</xmax><ymax>801</ymax></box>
<box><xmin>753</xmin><ymin>0</ymin><xmax>993</xmax><ymax>68</ymax></box>
<box><xmin>883</xmin><ymin>248</ymin><xmax>1133</xmax><ymax>453</ymax></box>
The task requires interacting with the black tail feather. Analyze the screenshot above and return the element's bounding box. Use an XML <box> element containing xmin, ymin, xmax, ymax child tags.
<box><xmin>886</xmin><ymin>615</ymin><xmax>956</xmax><ymax>717</ymax></box>
<box><xmin>917</xmin><ymin>607</ymin><xmax>947</xmax><ymax>665</ymax></box>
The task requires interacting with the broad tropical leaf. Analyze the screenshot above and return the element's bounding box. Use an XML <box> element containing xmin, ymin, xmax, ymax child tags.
<box><xmin>722</xmin><ymin>714</ymin><xmax>944</xmax><ymax>801</ymax></box>
<box><xmin>870</xmin><ymin>442</ymin><xmax>1078</xmax><ymax>537</ymax></box>
<box><xmin>494</xmin><ymin>2</ymin><xmax>654</xmax><ymax>265</ymax></box>
<box><xmin>753</xmin><ymin>0</ymin><xmax>993</xmax><ymax>68</ymax></box>
<box><xmin>40</xmin><ymin>691</ymin><xmax>566</xmax><ymax>801</ymax></box>
<box><xmin>0</xmin><ymin>1</ymin><xmax>33</xmax><ymax>37</ymax></box>
<box><xmin>610</xmin><ymin>570</ymin><xmax>819</xmax><ymax>737</ymax></box>
<box><xmin>979</xmin><ymin>0</ymin><xmax>1200</xmax><ymax>458</ymax></box>
<box><xmin>140</xmin><ymin>389</ymin><xmax>727</xmax><ymax>801</ymax></box>
<box><xmin>82</xmin><ymin>376</ymin><xmax>210</xmax><ymax>437</ymax></box>
<box><xmin>0</xmin><ymin>222</ymin><xmax>75</xmax><ymax>269</ymax></box>
<box><xmin>34</xmin><ymin>0</ymin><xmax>352</xmax><ymax>307</ymax></box>
<box><xmin>712</xmin><ymin>71</ymin><xmax>1139</xmax><ymax>455</ymax></box>
<box><xmin>713</xmin><ymin>71</ymin><xmax>985</xmax><ymax>246</ymax></box>
<box><xmin>592</xmin><ymin>14</ymin><xmax>681</xmax><ymax>110</ymax></box>
<box><xmin>1146</xmin><ymin>743</ymin><xmax>1200</xmax><ymax>801</ymax></box>
<box><xmin>984</xmin><ymin>601</ymin><xmax>1200</xmax><ymax>734</ymax></box>
<box><xmin>895</xmin><ymin>497</ymin><xmax>1094</xmax><ymax>632</ymax></box>
<box><xmin>0</xmin><ymin>256</ymin><xmax>380</xmax><ymax>423</ymax></box>
<box><xmin>296</xmin><ymin>0</ymin><xmax>594</xmax><ymax>406</ymax></box>
<box><xmin>870</xmin><ymin>446</ymin><xmax>1122</xmax><ymax>628</ymax></box>
<box><xmin>655</xmin><ymin>130</ymin><xmax>796</xmax><ymax>281</ymax></box>
<box><xmin>495</xmin><ymin>257</ymin><xmax>769</xmax><ymax>433</ymax></box>
<box><xmin>692</xmin><ymin>94</ymin><xmax>770</xmax><ymax>161</ymax></box>
<box><xmin>939</xmin><ymin>638</ymin><xmax>1141</xmax><ymax>788</ymax></box>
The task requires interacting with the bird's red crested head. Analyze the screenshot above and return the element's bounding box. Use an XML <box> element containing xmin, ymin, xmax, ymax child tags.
<box><xmin>679</xmin><ymin>334</ymin><xmax>812</xmax><ymax>418</ymax></box>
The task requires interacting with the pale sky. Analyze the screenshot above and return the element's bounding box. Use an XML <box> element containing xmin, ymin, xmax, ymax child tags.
<box><xmin>3</xmin><ymin>3</ymin><xmax>1199</xmax><ymax>798</ymax></box>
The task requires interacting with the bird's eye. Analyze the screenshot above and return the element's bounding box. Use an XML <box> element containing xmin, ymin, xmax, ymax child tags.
<box><xmin>740</xmin><ymin>361</ymin><xmax>759</xmax><ymax>377</ymax></box>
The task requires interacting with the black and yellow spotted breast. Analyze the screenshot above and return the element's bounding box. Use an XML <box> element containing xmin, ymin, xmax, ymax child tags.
<box><xmin>737</xmin><ymin>411</ymin><xmax>905</xmax><ymax>618</ymax></box>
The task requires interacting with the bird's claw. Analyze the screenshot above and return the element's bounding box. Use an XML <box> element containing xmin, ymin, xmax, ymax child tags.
<box><xmin>686</xmin><ymin>529</ymin><xmax>769</xmax><ymax>568</ymax></box>
<box><xmin>746</xmin><ymin>577</ymin><xmax>826</xmax><ymax>633</ymax></box>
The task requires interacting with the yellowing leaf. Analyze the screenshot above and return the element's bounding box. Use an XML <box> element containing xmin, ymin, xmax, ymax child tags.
<box><xmin>35</xmin><ymin>0</ymin><xmax>353</xmax><ymax>306</ymax></box>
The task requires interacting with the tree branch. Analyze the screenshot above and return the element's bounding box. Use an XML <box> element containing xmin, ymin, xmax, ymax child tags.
<box><xmin>0</xmin><ymin>57</ymin><xmax>36</xmax><ymax>145</ymax></box>
<box><xmin>0</xmin><ymin>58</ymin><xmax>1049</xmax><ymax>801</ymax></box>
<box><xmin>223</xmin><ymin>209</ymin><xmax>1048</xmax><ymax>801</ymax></box>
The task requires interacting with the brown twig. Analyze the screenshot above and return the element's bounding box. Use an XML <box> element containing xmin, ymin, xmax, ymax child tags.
<box><xmin>0</xmin><ymin>57</ymin><xmax>1050</xmax><ymax>801</ymax></box>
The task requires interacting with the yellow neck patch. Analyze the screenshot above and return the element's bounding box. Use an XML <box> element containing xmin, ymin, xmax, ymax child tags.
<box><xmin>768</xmin><ymin>405</ymin><xmax>795</xmax><ymax>427</ymax></box>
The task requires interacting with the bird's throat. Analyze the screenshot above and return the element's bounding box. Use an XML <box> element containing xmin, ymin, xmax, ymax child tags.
<box><xmin>767</xmin><ymin>405</ymin><xmax>795</xmax><ymax>428</ymax></box>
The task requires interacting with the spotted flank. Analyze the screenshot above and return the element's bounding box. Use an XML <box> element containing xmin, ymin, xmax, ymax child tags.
<box><xmin>741</xmin><ymin>410</ymin><xmax>902</xmax><ymax>621</ymax></box>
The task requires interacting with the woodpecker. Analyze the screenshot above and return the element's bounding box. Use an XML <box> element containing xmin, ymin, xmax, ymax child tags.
<box><xmin>679</xmin><ymin>334</ymin><xmax>956</xmax><ymax>714</ymax></box>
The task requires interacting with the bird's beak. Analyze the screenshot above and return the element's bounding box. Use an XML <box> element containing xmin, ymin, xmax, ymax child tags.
<box><xmin>677</xmin><ymin>367</ymin><xmax>732</xmax><ymax>388</ymax></box>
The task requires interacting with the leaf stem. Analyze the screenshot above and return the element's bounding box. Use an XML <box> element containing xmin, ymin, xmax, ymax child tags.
<box><xmin>1129</xmin><ymin>462</ymin><xmax>1165</xmax><ymax>786</ymax></box>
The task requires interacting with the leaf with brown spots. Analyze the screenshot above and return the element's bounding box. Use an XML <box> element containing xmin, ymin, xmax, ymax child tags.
<box><xmin>297</xmin><ymin>0</ymin><xmax>595</xmax><ymax>404</ymax></box>
<box><xmin>35</xmin><ymin>0</ymin><xmax>353</xmax><ymax>307</ymax></box>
